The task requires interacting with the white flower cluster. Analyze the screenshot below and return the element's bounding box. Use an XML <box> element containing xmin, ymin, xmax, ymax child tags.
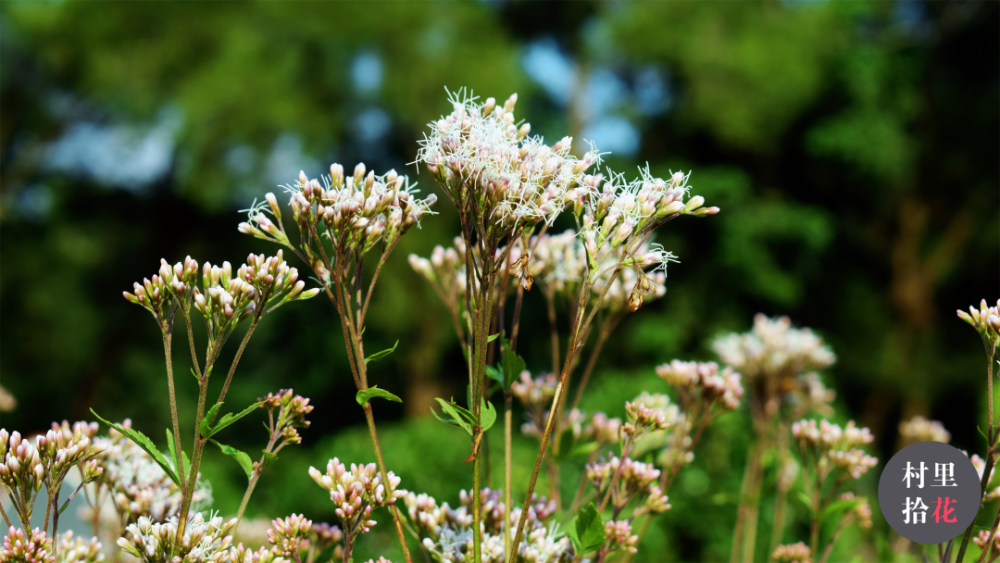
<box><xmin>789</xmin><ymin>372</ymin><xmax>837</xmax><ymax>418</ymax></box>
<box><xmin>117</xmin><ymin>513</ymin><xmax>237</xmax><ymax>563</ymax></box>
<box><xmin>713</xmin><ymin>314</ymin><xmax>835</xmax><ymax>382</ymax></box>
<box><xmin>94</xmin><ymin>421</ymin><xmax>210</xmax><ymax>523</ymax></box>
<box><xmin>511</xmin><ymin>371</ymin><xmax>558</xmax><ymax>414</ymax></box>
<box><xmin>418</xmin><ymin>90</ymin><xmax>599</xmax><ymax>230</ymax></box>
<box><xmin>308</xmin><ymin>459</ymin><xmax>403</xmax><ymax>536</ymax></box>
<box><xmin>957</xmin><ymin>298</ymin><xmax>1000</xmax><ymax>342</ymax></box>
<box><xmin>791</xmin><ymin>419</ymin><xmax>878</xmax><ymax>479</ymax></box>
<box><xmin>583</xmin><ymin>412</ymin><xmax>624</xmax><ymax>446</ymax></box>
<box><xmin>401</xmin><ymin>489</ymin><xmax>567</xmax><ymax>563</ymax></box>
<box><xmin>655</xmin><ymin>360</ymin><xmax>744</xmax><ymax>411</ymax></box>
<box><xmin>899</xmin><ymin>415</ymin><xmax>951</xmax><ymax>445</ymax></box>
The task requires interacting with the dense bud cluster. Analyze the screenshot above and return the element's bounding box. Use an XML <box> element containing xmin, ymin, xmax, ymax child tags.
<box><xmin>308</xmin><ymin>459</ymin><xmax>403</xmax><ymax>536</ymax></box>
<box><xmin>583</xmin><ymin>412</ymin><xmax>623</xmax><ymax>445</ymax></box>
<box><xmin>655</xmin><ymin>360</ymin><xmax>744</xmax><ymax>411</ymax></box>
<box><xmin>1</xmin><ymin>422</ymin><xmax>104</xmax><ymax>531</ymax></box>
<box><xmin>266</xmin><ymin>514</ymin><xmax>312</xmax><ymax>558</ymax></box>
<box><xmin>791</xmin><ymin>419</ymin><xmax>878</xmax><ymax>479</ymax></box>
<box><xmin>603</xmin><ymin>520</ymin><xmax>639</xmax><ymax>555</ymax></box>
<box><xmin>125</xmin><ymin>253</ymin><xmax>317</xmax><ymax>339</ymax></box>
<box><xmin>259</xmin><ymin>389</ymin><xmax>313</xmax><ymax>448</ymax></box>
<box><xmin>1</xmin><ymin>527</ymin><xmax>54</xmax><ymax>563</ymax></box>
<box><xmin>242</xmin><ymin>164</ymin><xmax>436</xmax><ymax>261</ymax></box>
<box><xmin>585</xmin><ymin>456</ymin><xmax>670</xmax><ymax>516</ymax></box>
<box><xmin>117</xmin><ymin>513</ymin><xmax>237</xmax><ymax>563</ymax></box>
<box><xmin>956</xmin><ymin>299</ymin><xmax>1000</xmax><ymax>345</ymax></box>
<box><xmin>772</xmin><ymin>541</ymin><xmax>812</xmax><ymax>563</ymax></box>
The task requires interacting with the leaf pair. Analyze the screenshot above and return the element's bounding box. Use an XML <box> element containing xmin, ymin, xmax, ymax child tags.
<box><xmin>430</xmin><ymin>397</ymin><xmax>497</xmax><ymax>436</ymax></box>
<box><xmin>199</xmin><ymin>400</ymin><xmax>265</xmax><ymax>439</ymax></box>
<box><xmin>567</xmin><ymin>503</ymin><xmax>605</xmax><ymax>555</ymax></box>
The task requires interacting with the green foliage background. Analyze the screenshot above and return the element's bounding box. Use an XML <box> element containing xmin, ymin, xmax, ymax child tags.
<box><xmin>0</xmin><ymin>1</ymin><xmax>997</xmax><ymax>561</ymax></box>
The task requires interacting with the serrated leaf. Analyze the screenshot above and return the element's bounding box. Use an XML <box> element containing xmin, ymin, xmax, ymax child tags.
<box><xmin>261</xmin><ymin>450</ymin><xmax>279</xmax><ymax>469</ymax></box>
<box><xmin>568</xmin><ymin>503</ymin><xmax>605</xmax><ymax>555</ymax></box>
<box><xmin>199</xmin><ymin>403</ymin><xmax>224</xmax><ymax>438</ymax></box>
<box><xmin>364</xmin><ymin>340</ymin><xmax>398</xmax><ymax>364</ymax></box>
<box><xmin>356</xmin><ymin>386</ymin><xmax>402</xmax><ymax>407</ymax></box>
<box><xmin>91</xmin><ymin>410</ymin><xmax>180</xmax><ymax>486</ymax></box>
<box><xmin>211</xmin><ymin>440</ymin><xmax>254</xmax><ymax>481</ymax></box>
<box><xmin>165</xmin><ymin>428</ymin><xmax>189</xmax><ymax>478</ymax></box>
<box><xmin>207</xmin><ymin>401</ymin><xmax>264</xmax><ymax>439</ymax></box>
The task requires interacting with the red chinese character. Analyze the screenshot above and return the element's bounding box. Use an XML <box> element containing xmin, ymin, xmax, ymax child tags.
<box><xmin>933</xmin><ymin>497</ymin><xmax>957</xmax><ymax>523</ymax></box>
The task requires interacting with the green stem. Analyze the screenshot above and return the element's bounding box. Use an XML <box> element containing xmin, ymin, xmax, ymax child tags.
<box><xmin>163</xmin><ymin>331</ymin><xmax>188</xmax><ymax>495</ymax></box>
<box><xmin>507</xmin><ymin>266</ymin><xmax>622</xmax><ymax>563</ymax></box>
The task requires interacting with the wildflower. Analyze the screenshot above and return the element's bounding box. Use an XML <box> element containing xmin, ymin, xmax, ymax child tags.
<box><xmin>604</xmin><ymin>520</ymin><xmax>639</xmax><ymax>554</ymax></box>
<box><xmin>418</xmin><ymin>90</ymin><xmax>599</xmax><ymax>231</ymax></box>
<box><xmin>974</xmin><ymin>530</ymin><xmax>1000</xmax><ymax>557</ymax></box>
<box><xmin>511</xmin><ymin>371</ymin><xmax>558</xmax><ymax>415</ymax></box>
<box><xmin>899</xmin><ymin>416</ymin><xmax>951</xmax><ymax>445</ymax></box>
<box><xmin>772</xmin><ymin>542</ymin><xmax>812</xmax><ymax>563</ymax></box>
<box><xmin>244</xmin><ymin>164</ymin><xmax>436</xmax><ymax>265</ymax></box>
<box><xmin>117</xmin><ymin>513</ymin><xmax>236</xmax><ymax>563</ymax></box>
<box><xmin>836</xmin><ymin>493</ymin><xmax>872</xmax><ymax>529</ymax></box>
<box><xmin>583</xmin><ymin>413</ymin><xmax>623</xmax><ymax>445</ymax></box>
<box><xmin>713</xmin><ymin>314</ymin><xmax>835</xmax><ymax>383</ymax></box>
<box><xmin>266</xmin><ymin>515</ymin><xmax>311</xmax><ymax>558</ymax></box>
<box><xmin>0</xmin><ymin>527</ymin><xmax>54</xmax><ymax>563</ymax></box>
<box><xmin>792</xmin><ymin>419</ymin><xmax>878</xmax><ymax>479</ymax></box>
<box><xmin>308</xmin><ymin>459</ymin><xmax>403</xmax><ymax>536</ymax></box>
<box><xmin>259</xmin><ymin>389</ymin><xmax>313</xmax><ymax>448</ymax></box>
<box><xmin>956</xmin><ymin>299</ymin><xmax>1000</xmax><ymax>344</ymax></box>
<box><xmin>54</xmin><ymin>530</ymin><xmax>103</xmax><ymax>563</ymax></box>
<box><xmin>225</xmin><ymin>544</ymin><xmax>287</xmax><ymax>563</ymax></box>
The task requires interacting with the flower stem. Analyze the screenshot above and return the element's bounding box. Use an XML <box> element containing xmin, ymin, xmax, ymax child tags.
<box><xmin>507</xmin><ymin>267</ymin><xmax>622</xmax><ymax>563</ymax></box>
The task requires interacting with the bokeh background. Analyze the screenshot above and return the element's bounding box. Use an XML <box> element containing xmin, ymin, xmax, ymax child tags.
<box><xmin>1</xmin><ymin>1</ymin><xmax>998</xmax><ymax>561</ymax></box>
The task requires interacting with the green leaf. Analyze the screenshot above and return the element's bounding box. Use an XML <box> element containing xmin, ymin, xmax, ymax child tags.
<box><xmin>261</xmin><ymin>450</ymin><xmax>279</xmax><ymax>469</ymax></box>
<box><xmin>485</xmin><ymin>365</ymin><xmax>504</xmax><ymax>386</ymax></box>
<box><xmin>199</xmin><ymin>403</ymin><xmax>223</xmax><ymax>438</ymax></box>
<box><xmin>91</xmin><ymin>410</ymin><xmax>180</xmax><ymax>486</ymax></box>
<box><xmin>795</xmin><ymin>490</ymin><xmax>815</xmax><ymax>515</ymax></box>
<box><xmin>570</xmin><ymin>441</ymin><xmax>601</xmax><ymax>458</ymax></box>
<box><xmin>432</xmin><ymin>397</ymin><xmax>496</xmax><ymax>435</ymax></box>
<box><xmin>568</xmin><ymin>503</ymin><xmax>605</xmax><ymax>555</ymax></box>
<box><xmin>480</xmin><ymin>399</ymin><xmax>497</xmax><ymax>432</ymax></box>
<box><xmin>164</xmin><ymin>429</ymin><xmax>190</xmax><ymax>477</ymax></box>
<box><xmin>487</xmin><ymin>333</ymin><xmax>500</xmax><ymax>343</ymax></box>
<box><xmin>364</xmin><ymin>340</ymin><xmax>399</xmax><ymax>364</ymax></box>
<box><xmin>211</xmin><ymin>440</ymin><xmax>254</xmax><ymax>481</ymax></box>
<box><xmin>356</xmin><ymin>386</ymin><xmax>403</xmax><ymax>407</ymax></box>
<box><xmin>821</xmin><ymin>497</ymin><xmax>863</xmax><ymax>524</ymax></box>
<box><xmin>500</xmin><ymin>346</ymin><xmax>526</xmax><ymax>390</ymax></box>
<box><xmin>207</xmin><ymin>401</ymin><xmax>265</xmax><ymax>439</ymax></box>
